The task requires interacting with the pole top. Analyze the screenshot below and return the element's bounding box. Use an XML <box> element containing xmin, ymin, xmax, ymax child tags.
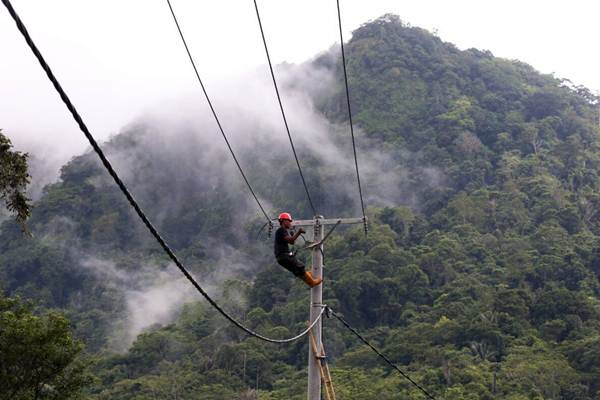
<box><xmin>291</xmin><ymin>216</ymin><xmax>365</xmax><ymax>227</ymax></box>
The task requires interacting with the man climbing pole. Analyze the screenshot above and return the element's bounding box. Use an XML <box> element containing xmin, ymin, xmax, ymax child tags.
<box><xmin>274</xmin><ymin>212</ymin><xmax>322</xmax><ymax>287</ymax></box>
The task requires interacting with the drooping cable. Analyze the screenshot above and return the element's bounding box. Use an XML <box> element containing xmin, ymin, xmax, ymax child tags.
<box><xmin>328</xmin><ymin>308</ymin><xmax>438</xmax><ymax>400</ymax></box>
<box><xmin>335</xmin><ymin>0</ymin><xmax>368</xmax><ymax>234</ymax></box>
<box><xmin>2</xmin><ymin>0</ymin><xmax>325</xmax><ymax>344</ymax></box>
<box><xmin>252</xmin><ymin>0</ymin><xmax>317</xmax><ymax>217</ymax></box>
<box><xmin>165</xmin><ymin>0</ymin><xmax>270</xmax><ymax>223</ymax></box>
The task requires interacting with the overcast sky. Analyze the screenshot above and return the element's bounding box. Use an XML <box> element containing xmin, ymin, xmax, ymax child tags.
<box><xmin>2</xmin><ymin>0</ymin><xmax>599</xmax><ymax>158</ymax></box>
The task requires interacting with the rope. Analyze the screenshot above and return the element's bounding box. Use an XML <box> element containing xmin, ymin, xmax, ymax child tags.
<box><xmin>164</xmin><ymin>0</ymin><xmax>270</xmax><ymax>222</ymax></box>
<box><xmin>2</xmin><ymin>0</ymin><xmax>323</xmax><ymax>344</ymax></box>
<box><xmin>335</xmin><ymin>0</ymin><xmax>368</xmax><ymax>235</ymax></box>
<box><xmin>328</xmin><ymin>308</ymin><xmax>438</xmax><ymax>400</ymax></box>
<box><xmin>252</xmin><ymin>0</ymin><xmax>318</xmax><ymax>217</ymax></box>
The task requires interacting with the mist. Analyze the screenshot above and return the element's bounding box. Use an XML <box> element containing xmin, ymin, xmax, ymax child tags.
<box><xmin>80</xmin><ymin>242</ymin><xmax>257</xmax><ymax>351</ymax></box>
<box><xmin>80</xmin><ymin>257</ymin><xmax>193</xmax><ymax>350</ymax></box>
<box><xmin>101</xmin><ymin>54</ymin><xmax>444</xmax><ymax>219</ymax></box>
<box><xmin>6</xmin><ymin>52</ymin><xmax>444</xmax><ymax>352</ymax></box>
<box><xmin>9</xmin><ymin>43</ymin><xmax>443</xmax><ymax>214</ymax></box>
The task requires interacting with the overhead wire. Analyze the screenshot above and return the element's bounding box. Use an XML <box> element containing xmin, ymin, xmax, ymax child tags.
<box><xmin>252</xmin><ymin>0</ymin><xmax>318</xmax><ymax>217</ymax></box>
<box><xmin>1</xmin><ymin>0</ymin><xmax>324</xmax><ymax>344</ymax></box>
<box><xmin>165</xmin><ymin>0</ymin><xmax>270</xmax><ymax>223</ymax></box>
<box><xmin>4</xmin><ymin>2</ymin><xmax>440</xmax><ymax>394</ymax></box>
<box><xmin>4</xmin><ymin>7</ymin><xmax>447</xmax><ymax>400</ymax></box>
<box><xmin>328</xmin><ymin>308</ymin><xmax>438</xmax><ymax>400</ymax></box>
<box><xmin>335</xmin><ymin>0</ymin><xmax>368</xmax><ymax>234</ymax></box>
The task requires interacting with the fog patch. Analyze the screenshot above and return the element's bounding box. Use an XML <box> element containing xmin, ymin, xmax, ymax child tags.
<box><xmin>122</xmin><ymin>270</ymin><xmax>195</xmax><ymax>348</ymax></box>
<box><xmin>106</xmin><ymin>60</ymin><xmax>445</xmax><ymax>217</ymax></box>
<box><xmin>11</xmin><ymin>52</ymin><xmax>444</xmax><ymax>221</ymax></box>
<box><xmin>80</xmin><ymin>245</ymin><xmax>259</xmax><ymax>351</ymax></box>
<box><xmin>9</xmin><ymin>130</ymin><xmax>88</xmax><ymax>201</ymax></box>
<box><xmin>8</xmin><ymin>53</ymin><xmax>447</xmax><ymax>351</ymax></box>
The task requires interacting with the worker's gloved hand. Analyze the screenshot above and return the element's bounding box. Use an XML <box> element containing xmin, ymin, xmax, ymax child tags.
<box><xmin>299</xmin><ymin>228</ymin><xmax>306</xmax><ymax>234</ymax></box>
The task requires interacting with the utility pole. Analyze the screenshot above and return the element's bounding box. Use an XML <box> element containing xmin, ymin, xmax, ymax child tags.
<box><xmin>308</xmin><ymin>216</ymin><xmax>323</xmax><ymax>400</ymax></box>
<box><xmin>291</xmin><ymin>215</ymin><xmax>366</xmax><ymax>400</ymax></box>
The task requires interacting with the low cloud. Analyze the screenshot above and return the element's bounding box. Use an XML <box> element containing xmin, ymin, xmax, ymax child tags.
<box><xmin>122</xmin><ymin>271</ymin><xmax>195</xmax><ymax>348</ymax></box>
<box><xmin>80</xmin><ymin>244</ymin><xmax>258</xmax><ymax>351</ymax></box>
<box><xmin>11</xmin><ymin>54</ymin><xmax>445</xmax><ymax>352</ymax></box>
<box><xmin>12</xmin><ymin>50</ymin><xmax>444</xmax><ymax>216</ymax></box>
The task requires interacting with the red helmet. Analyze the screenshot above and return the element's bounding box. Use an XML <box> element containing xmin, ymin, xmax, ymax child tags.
<box><xmin>278</xmin><ymin>212</ymin><xmax>293</xmax><ymax>222</ymax></box>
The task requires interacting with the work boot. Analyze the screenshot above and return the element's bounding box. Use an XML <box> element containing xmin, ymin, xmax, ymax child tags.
<box><xmin>301</xmin><ymin>271</ymin><xmax>323</xmax><ymax>288</ymax></box>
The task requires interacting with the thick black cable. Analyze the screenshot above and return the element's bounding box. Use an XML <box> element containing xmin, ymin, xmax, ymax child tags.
<box><xmin>2</xmin><ymin>0</ymin><xmax>324</xmax><ymax>344</ymax></box>
<box><xmin>329</xmin><ymin>308</ymin><xmax>438</xmax><ymax>400</ymax></box>
<box><xmin>165</xmin><ymin>0</ymin><xmax>270</xmax><ymax>223</ymax></box>
<box><xmin>335</xmin><ymin>0</ymin><xmax>368</xmax><ymax>234</ymax></box>
<box><xmin>252</xmin><ymin>0</ymin><xmax>318</xmax><ymax>217</ymax></box>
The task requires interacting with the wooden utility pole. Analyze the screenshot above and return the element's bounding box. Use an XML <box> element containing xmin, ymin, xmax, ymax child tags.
<box><xmin>291</xmin><ymin>216</ymin><xmax>366</xmax><ymax>400</ymax></box>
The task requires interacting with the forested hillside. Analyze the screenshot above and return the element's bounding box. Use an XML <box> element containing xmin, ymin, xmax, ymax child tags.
<box><xmin>2</xmin><ymin>14</ymin><xmax>600</xmax><ymax>399</ymax></box>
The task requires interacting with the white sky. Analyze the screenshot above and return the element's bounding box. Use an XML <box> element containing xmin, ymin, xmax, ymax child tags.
<box><xmin>1</xmin><ymin>0</ymin><xmax>599</xmax><ymax>157</ymax></box>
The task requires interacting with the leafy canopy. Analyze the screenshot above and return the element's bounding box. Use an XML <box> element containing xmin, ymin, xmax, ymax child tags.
<box><xmin>0</xmin><ymin>130</ymin><xmax>31</xmax><ymax>228</ymax></box>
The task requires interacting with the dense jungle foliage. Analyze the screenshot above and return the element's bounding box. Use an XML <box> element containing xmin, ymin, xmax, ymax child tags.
<box><xmin>0</xmin><ymin>130</ymin><xmax>31</xmax><ymax>228</ymax></box>
<box><xmin>2</xmin><ymin>15</ymin><xmax>600</xmax><ymax>399</ymax></box>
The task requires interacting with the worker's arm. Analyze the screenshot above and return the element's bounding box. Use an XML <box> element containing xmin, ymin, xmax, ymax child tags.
<box><xmin>284</xmin><ymin>228</ymin><xmax>305</xmax><ymax>244</ymax></box>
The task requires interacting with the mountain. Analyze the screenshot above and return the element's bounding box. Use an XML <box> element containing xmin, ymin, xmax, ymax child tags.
<box><xmin>2</xmin><ymin>14</ymin><xmax>600</xmax><ymax>399</ymax></box>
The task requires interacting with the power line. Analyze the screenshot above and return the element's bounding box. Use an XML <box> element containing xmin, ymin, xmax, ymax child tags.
<box><xmin>165</xmin><ymin>0</ymin><xmax>270</xmax><ymax>223</ymax></box>
<box><xmin>1</xmin><ymin>0</ymin><xmax>324</xmax><ymax>344</ymax></box>
<box><xmin>2</xmin><ymin>1</ymin><xmax>442</xmax><ymax>388</ymax></box>
<box><xmin>328</xmin><ymin>308</ymin><xmax>438</xmax><ymax>400</ymax></box>
<box><xmin>252</xmin><ymin>0</ymin><xmax>318</xmax><ymax>217</ymax></box>
<box><xmin>335</xmin><ymin>0</ymin><xmax>367</xmax><ymax>234</ymax></box>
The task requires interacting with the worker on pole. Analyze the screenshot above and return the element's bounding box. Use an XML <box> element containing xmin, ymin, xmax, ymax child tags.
<box><xmin>274</xmin><ymin>212</ymin><xmax>322</xmax><ymax>287</ymax></box>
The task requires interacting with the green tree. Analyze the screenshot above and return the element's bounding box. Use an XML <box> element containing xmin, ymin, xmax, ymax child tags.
<box><xmin>0</xmin><ymin>130</ymin><xmax>31</xmax><ymax>228</ymax></box>
<box><xmin>0</xmin><ymin>294</ymin><xmax>91</xmax><ymax>400</ymax></box>
<box><xmin>498</xmin><ymin>343</ymin><xmax>581</xmax><ymax>399</ymax></box>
